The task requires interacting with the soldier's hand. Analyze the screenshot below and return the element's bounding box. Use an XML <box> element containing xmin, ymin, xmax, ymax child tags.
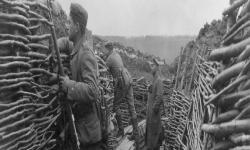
<box><xmin>59</xmin><ymin>76</ymin><xmax>70</xmax><ymax>93</ymax></box>
<box><xmin>51</xmin><ymin>84</ymin><xmax>59</xmax><ymax>94</ymax></box>
<box><xmin>153</xmin><ymin>105</ymin><xmax>159</xmax><ymax>113</ymax></box>
<box><xmin>47</xmin><ymin>73</ymin><xmax>59</xmax><ymax>85</ymax></box>
<box><xmin>148</xmin><ymin>84</ymin><xmax>153</xmax><ymax>93</ymax></box>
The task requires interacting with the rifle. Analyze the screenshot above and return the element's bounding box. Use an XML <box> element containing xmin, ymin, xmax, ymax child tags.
<box><xmin>46</xmin><ymin>1</ymin><xmax>80</xmax><ymax>149</ymax></box>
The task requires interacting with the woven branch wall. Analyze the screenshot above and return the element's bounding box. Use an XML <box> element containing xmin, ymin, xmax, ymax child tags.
<box><xmin>184</xmin><ymin>60</ymin><xmax>219</xmax><ymax>150</ymax></box>
<box><xmin>0</xmin><ymin>0</ymin><xmax>62</xmax><ymax>149</ymax></box>
<box><xmin>200</xmin><ymin>0</ymin><xmax>250</xmax><ymax>149</ymax></box>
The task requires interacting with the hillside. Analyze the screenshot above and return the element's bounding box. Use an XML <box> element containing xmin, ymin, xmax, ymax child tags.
<box><xmin>169</xmin><ymin>19</ymin><xmax>227</xmax><ymax>89</ymax></box>
<box><xmin>93</xmin><ymin>36</ymin><xmax>170</xmax><ymax>80</ymax></box>
<box><xmin>100</xmin><ymin>35</ymin><xmax>195</xmax><ymax>64</ymax></box>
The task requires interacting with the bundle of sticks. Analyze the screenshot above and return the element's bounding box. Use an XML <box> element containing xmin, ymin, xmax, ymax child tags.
<box><xmin>163</xmin><ymin>89</ymin><xmax>191</xmax><ymax>150</ymax></box>
<box><xmin>115</xmin><ymin>78</ymin><xmax>149</xmax><ymax>129</ymax></box>
<box><xmin>0</xmin><ymin>0</ymin><xmax>62</xmax><ymax>150</ymax></box>
<box><xmin>133</xmin><ymin>78</ymin><xmax>149</xmax><ymax>120</ymax></box>
<box><xmin>201</xmin><ymin>0</ymin><xmax>250</xmax><ymax>149</ymax></box>
<box><xmin>95</xmin><ymin>54</ymin><xmax>117</xmax><ymax>150</ymax></box>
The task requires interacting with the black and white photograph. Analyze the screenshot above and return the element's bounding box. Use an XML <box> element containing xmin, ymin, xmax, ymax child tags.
<box><xmin>1</xmin><ymin>0</ymin><xmax>250</xmax><ymax>149</ymax></box>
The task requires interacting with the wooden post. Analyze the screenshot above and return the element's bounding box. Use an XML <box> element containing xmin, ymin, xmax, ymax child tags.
<box><xmin>180</xmin><ymin>49</ymin><xmax>189</xmax><ymax>91</ymax></box>
<box><xmin>227</xmin><ymin>0</ymin><xmax>238</xmax><ymax>33</ymax></box>
<box><xmin>174</xmin><ymin>48</ymin><xmax>183</xmax><ymax>89</ymax></box>
<box><xmin>187</xmin><ymin>49</ymin><xmax>198</xmax><ymax>94</ymax></box>
<box><xmin>47</xmin><ymin>1</ymin><xmax>80</xmax><ymax>149</ymax></box>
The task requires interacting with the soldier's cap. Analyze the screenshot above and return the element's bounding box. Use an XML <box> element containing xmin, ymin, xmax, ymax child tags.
<box><xmin>70</xmin><ymin>3</ymin><xmax>88</xmax><ymax>28</ymax></box>
<box><xmin>153</xmin><ymin>58</ymin><xmax>160</xmax><ymax>66</ymax></box>
<box><xmin>153</xmin><ymin>58</ymin><xmax>165</xmax><ymax>66</ymax></box>
<box><xmin>104</xmin><ymin>42</ymin><xmax>113</xmax><ymax>49</ymax></box>
<box><xmin>148</xmin><ymin>60</ymin><xmax>154</xmax><ymax>66</ymax></box>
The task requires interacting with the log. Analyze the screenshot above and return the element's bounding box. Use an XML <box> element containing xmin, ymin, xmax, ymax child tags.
<box><xmin>237</xmin><ymin>45</ymin><xmax>250</xmax><ymax>62</ymax></box>
<box><xmin>223</xmin><ymin>20</ymin><xmax>250</xmax><ymax>45</ymax></box>
<box><xmin>205</xmin><ymin>75</ymin><xmax>249</xmax><ymax>106</ymax></box>
<box><xmin>17</xmin><ymin>135</ymin><xmax>36</xmax><ymax>150</ymax></box>
<box><xmin>234</xmin><ymin>104</ymin><xmax>250</xmax><ymax>119</ymax></box>
<box><xmin>234</xmin><ymin>95</ymin><xmax>250</xmax><ymax>108</ymax></box>
<box><xmin>211</xmin><ymin>141</ymin><xmax>234</xmax><ymax>150</ymax></box>
<box><xmin>226</xmin><ymin>0</ymin><xmax>238</xmax><ymax>33</ymax></box>
<box><xmin>201</xmin><ymin>119</ymin><xmax>250</xmax><ymax>137</ymax></box>
<box><xmin>239</xmin><ymin>79</ymin><xmax>250</xmax><ymax>90</ymax></box>
<box><xmin>230</xmin><ymin>134</ymin><xmax>250</xmax><ymax>144</ymax></box>
<box><xmin>223</xmin><ymin>0</ymin><xmax>248</xmax><ymax>16</ymax></box>
<box><xmin>0</xmin><ymin>110</ymin><xmax>29</xmax><ymax>127</ymax></box>
<box><xmin>0</xmin><ymin>6</ymin><xmax>28</xmax><ymax>18</ymax></box>
<box><xmin>46</xmin><ymin>143</ymin><xmax>56</xmax><ymax>150</ymax></box>
<box><xmin>0</xmin><ymin>61</ymin><xmax>31</xmax><ymax>70</ymax></box>
<box><xmin>237</xmin><ymin>55</ymin><xmax>250</xmax><ymax>77</ymax></box>
<box><xmin>0</xmin><ymin>12</ymin><xmax>29</xmax><ymax>26</ymax></box>
<box><xmin>0</xmin><ymin>22</ymin><xmax>31</xmax><ymax>35</ymax></box>
<box><xmin>0</xmin><ymin>72</ymin><xmax>32</xmax><ymax>80</ymax></box>
<box><xmin>0</xmin><ymin>98</ymin><xmax>29</xmax><ymax>110</ymax></box>
<box><xmin>212</xmin><ymin>109</ymin><xmax>239</xmax><ymax>124</ymax></box>
<box><xmin>28</xmin><ymin>10</ymin><xmax>43</xmax><ymax>19</ymax></box>
<box><xmin>28</xmin><ymin>59</ymin><xmax>47</xmax><ymax>65</ymax></box>
<box><xmin>0</xmin><ymin>77</ymin><xmax>33</xmax><ymax>86</ymax></box>
<box><xmin>0</xmin><ymin>124</ymin><xmax>33</xmax><ymax>145</ymax></box>
<box><xmin>0</xmin><ymin>104</ymin><xmax>40</xmax><ymax>118</ymax></box>
<box><xmin>28</xmin><ymin>24</ymin><xmax>40</xmax><ymax>33</ymax></box>
<box><xmin>0</xmin><ymin>129</ymin><xmax>34</xmax><ymax>150</ymax></box>
<box><xmin>230</xmin><ymin>146</ymin><xmax>250</xmax><ymax>150</ymax></box>
<box><xmin>212</xmin><ymin>61</ymin><xmax>245</xmax><ymax>89</ymax></box>
<box><xmin>28</xmin><ymin>18</ymin><xmax>53</xmax><ymax>26</ymax></box>
<box><xmin>224</xmin><ymin>13</ymin><xmax>250</xmax><ymax>40</ymax></box>
<box><xmin>0</xmin><ymin>40</ymin><xmax>31</xmax><ymax>52</ymax></box>
<box><xmin>26</xmin><ymin>34</ymin><xmax>51</xmax><ymax>42</ymax></box>
<box><xmin>24</xmin><ymin>1</ymin><xmax>49</xmax><ymax>12</ymax></box>
<box><xmin>239</xmin><ymin>0</ymin><xmax>250</xmax><ymax>18</ymax></box>
<box><xmin>209</xmin><ymin>37</ymin><xmax>250</xmax><ymax>61</ymax></box>
<box><xmin>22</xmin><ymin>51</ymin><xmax>47</xmax><ymax>59</ymax></box>
<box><xmin>0</xmin><ymin>0</ymin><xmax>29</xmax><ymax>10</ymax></box>
<box><xmin>28</xmin><ymin>43</ymin><xmax>49</xmax><ymax>51</ymax></box>
<box><xmin>0</xmin><ymin>34</ymin><xmax>29</xmax><ymax>43</ymax></box>
<box><xmin>219</xmin><ymin>89</ymin><xmax>250</xmax><ymax>107</ymax></box>
<box><xmin>29</xmin><ymin>68</ymin><xmax>53</xmax><ymax>76</ymax></box>
<box><xmin>0</xmin><ymin>56</ymin><xmax>30</xmax><ymax>62</ymax></box>
<box><xmin>0</xmin><ymin>81</ymin><xmax>30</xmax><ymax>92</ymax></box>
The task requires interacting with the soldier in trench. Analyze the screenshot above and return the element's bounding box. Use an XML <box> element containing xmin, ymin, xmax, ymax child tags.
<box><xmin>145</xmin><ymin>59</ymin><xmax>164</xmax><ymax>150</ymax></box>
<box><xmin>55</xmin><ymin>3</ymin><xmax>104</xmax><ymax>150</ymax></box>
<box><xmin>103</xmin><ymin>42</ymin><xmax>140</xmax><ymax>150</ymax></box>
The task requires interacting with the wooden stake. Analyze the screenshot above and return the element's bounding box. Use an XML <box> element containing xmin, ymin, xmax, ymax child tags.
<box><xmin>174</xmin><ymin>48</ymin><xmax>183</xmax><ymax>89</ymax></box>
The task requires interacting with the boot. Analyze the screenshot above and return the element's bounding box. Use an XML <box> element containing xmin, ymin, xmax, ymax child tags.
<box><xmin>115</xmin><ymin>113</ymin><xmax>124</xmax><ymax>138</ymax></box>
<box><xmin>131</xmin><ymin>117</ymin><xmax>140</xmax><ymax>150</ymax></box>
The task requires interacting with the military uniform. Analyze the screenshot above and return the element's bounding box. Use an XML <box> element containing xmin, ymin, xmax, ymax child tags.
<box><xmin>58</xmin><ymin>37</ymin><xmax>103</xmax><ymax>150</ymax></box>
<box><xmin>146</xmin><ymin>71</ymin><xmax>164</xmax><ymax>150</ymax></box>
<box><xmin>106</xmin><ymin>51</ymin><xmax>140</xmax><ymax>149</ymax></box>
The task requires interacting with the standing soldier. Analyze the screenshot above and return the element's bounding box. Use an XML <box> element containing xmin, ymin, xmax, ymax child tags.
<box><xmin>57</xmin><ymin>3</ymin><xmax>103</xmax><ymax>150</ymax></box>
<box><xmin>146</xmin><ymin>59</ymin><xmax>164</xmax><ymax>150</ymax></box>
<box><xmin>103</xmin><ymin>42</ymin><xmax>140</xmax><ymax>149</ymax></box>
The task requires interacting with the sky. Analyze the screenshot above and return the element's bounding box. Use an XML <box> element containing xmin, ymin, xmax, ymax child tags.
<box><xmin>58</xmin><ymin>0</ymin><xmax>229</xmax><ymax>36</ymax></box>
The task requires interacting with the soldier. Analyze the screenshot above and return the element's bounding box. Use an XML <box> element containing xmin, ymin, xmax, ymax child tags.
<box><xmin>146</xmin><ymin>59</ymin><xmax>164</xmax><ymax>150</ymax></box>
<box><xmin>103</xmin><ymin>42</ymin><xmax>140</xmax><ymax>149</ymax></box>
<box><xmin>57</xmin><ymin>3</ymin><xmax>103</xmax><ymax>150</ymax></box>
